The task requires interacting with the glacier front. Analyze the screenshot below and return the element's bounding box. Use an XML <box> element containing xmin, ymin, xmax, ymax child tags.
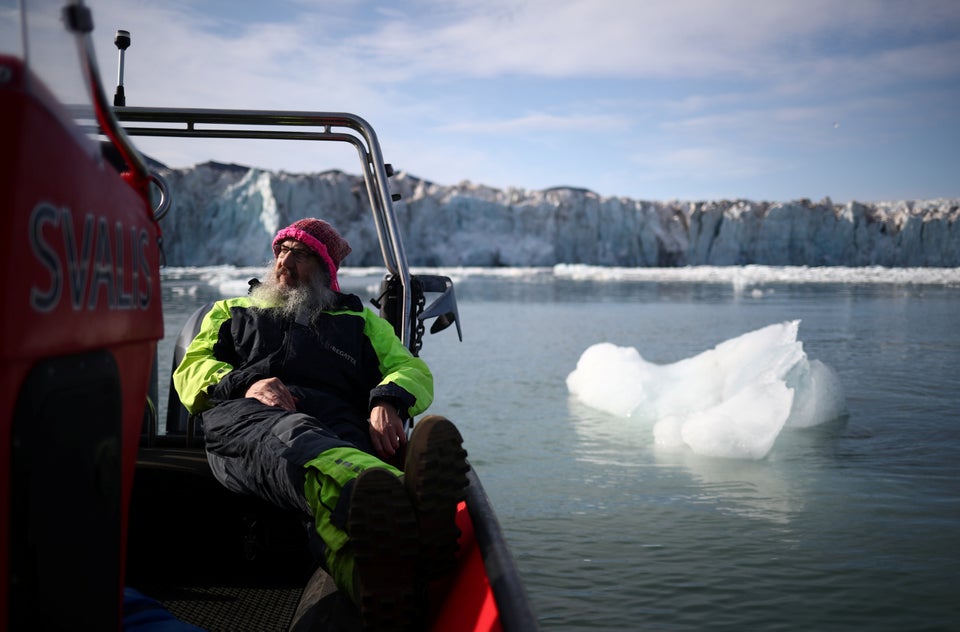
<box><xmin>154</xmin><ymin>162</ymin><xmax>959</xmax><ymax>268</ymax></box>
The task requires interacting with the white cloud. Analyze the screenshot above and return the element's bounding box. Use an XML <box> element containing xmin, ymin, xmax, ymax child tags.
<box><xmin>89</xmin><ymin>0</ymin><xmax>960</xmax><ymax>105</ymax></box>
<box><xmin>67</xmin><ymin>0</ymin><xmax>959</xmax><ymax>200</ymax></box>
<box><xmin>632</xmin><ymin>145</ymin><xmax>770</xmax><ymax>182</ymax></box>
<box><xmin>305</xmin><ymin>0</ymin><xmax>960</xmax><ymax>82</ymax></box>
<box><xmin>437</xmin><ymin>112</ymin><xmax>631</xmax><ymax>134</ymax></box>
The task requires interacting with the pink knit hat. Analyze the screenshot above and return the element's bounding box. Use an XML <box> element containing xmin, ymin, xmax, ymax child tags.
<box><xmin>272</xmin><ymin>218</ymin><xmax>352</xmax><ymax>291</ymax></box>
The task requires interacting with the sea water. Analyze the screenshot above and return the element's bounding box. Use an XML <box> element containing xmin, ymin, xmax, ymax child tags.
<box><xmin>157</xmin><ymin>266</ymin><xmax>960</xmax><ymax>631</ymax></box>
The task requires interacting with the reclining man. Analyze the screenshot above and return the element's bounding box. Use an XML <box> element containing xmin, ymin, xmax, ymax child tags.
<box><xmin>173</xmin><ymin>218</ymin><xmax>469</xmax><ymax>629</ymax></box>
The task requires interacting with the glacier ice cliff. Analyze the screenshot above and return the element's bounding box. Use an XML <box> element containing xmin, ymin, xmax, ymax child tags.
<box><xmin>155</xmin><ymin>162</ymin><xmax>959</xmax><ymax>268</ymax></box>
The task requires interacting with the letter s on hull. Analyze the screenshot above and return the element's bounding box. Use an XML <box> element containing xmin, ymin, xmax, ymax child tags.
<box><xmin>29</xmin><ymin>202</ymin><xmax>63</xmax><ymax>313</ymax></box>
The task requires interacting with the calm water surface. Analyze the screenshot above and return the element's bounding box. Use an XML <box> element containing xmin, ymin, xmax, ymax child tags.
<box><xmin>158</xmin><ymin>269</ymin><xmax>960</xmax><ymax>631</ymax></box>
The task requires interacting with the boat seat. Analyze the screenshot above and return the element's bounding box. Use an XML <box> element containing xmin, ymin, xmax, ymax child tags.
<box><xmin>147</xmin><ymin>302</ymin><xmax>216</xmax><ymax>448</ymax></box>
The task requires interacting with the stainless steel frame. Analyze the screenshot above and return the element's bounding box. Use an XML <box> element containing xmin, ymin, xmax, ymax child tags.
<box><xmin>111</xmin><ymin>107</ymin><xmax>417</xmax><ymax>347</ymax></box>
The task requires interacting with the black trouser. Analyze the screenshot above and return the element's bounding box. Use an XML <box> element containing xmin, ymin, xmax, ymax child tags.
<box><xmin>200</xmin><ymin>397</ymin><xmax>373</xmax><ymax>515</ymax></box>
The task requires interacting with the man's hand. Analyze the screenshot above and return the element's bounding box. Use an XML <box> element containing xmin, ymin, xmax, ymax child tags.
<box><xmin>369</xmin><ymin>402</ymin><xmax>406</xmax><ymax>459</ymax></box>
<box><xmin>245</xmin><ymin>377</ymin><xmax>297</xmax><ymax>411</ymax></box>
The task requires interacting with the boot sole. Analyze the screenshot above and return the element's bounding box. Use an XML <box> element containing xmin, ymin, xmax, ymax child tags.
<box><xmin>404</xmin><ymin>416</ymin><xmax>470</xmax><ymax>580</ymax></box>
<box><xmin>348</xmin><ymin>468</ymin><xmax>420</xmax><ymax>631</ymax></box>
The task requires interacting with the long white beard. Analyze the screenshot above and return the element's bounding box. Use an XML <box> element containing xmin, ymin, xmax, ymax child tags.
<box><xmin>250</xmin><ymin>264</ymin><xmax>339</xmax><ymax>323</ymax></box>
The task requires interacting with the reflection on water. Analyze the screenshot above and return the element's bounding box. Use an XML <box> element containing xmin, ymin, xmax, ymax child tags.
<box><xmin>568</xmin><ymin>396</ymin><xmax>807</xmax><ymax>526</ymax></box>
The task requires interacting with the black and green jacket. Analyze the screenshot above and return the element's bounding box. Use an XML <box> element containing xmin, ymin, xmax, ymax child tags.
<box><xmin>172</xmin><ymin>293</ymin><xmax>433</xmax><ymax>423</ymax></box>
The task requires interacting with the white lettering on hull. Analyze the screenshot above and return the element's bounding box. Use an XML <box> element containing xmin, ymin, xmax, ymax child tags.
<box><xmin>29</xmin><ymin>202</ymin><xmax>154</xmax><ymax>313</ymax></box>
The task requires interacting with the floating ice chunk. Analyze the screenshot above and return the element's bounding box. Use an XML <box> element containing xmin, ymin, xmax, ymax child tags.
<box><xmin>565</xmin><ymin>343</ymin><xmax>649</xmax><ymax>417</ymax></box>
<box><xmin>567</xmin><ymin>320</ymin><xmax>846</xmax><ymax>459</ymax></box>
<box><xmin>785</xmin><ymin>359</ymin><xmax>847</xmax><ymax>428</ymax></box>
<box><xmin>658</xmin><ymin>380</ymin><xmax>793</xmax><ymax>459</ymax></box>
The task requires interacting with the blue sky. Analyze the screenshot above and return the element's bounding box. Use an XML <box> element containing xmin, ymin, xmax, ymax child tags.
<box><xmin>89</xmin><ymin>0</ymin><xmax>960</xmax><ymax>203</ymax></box>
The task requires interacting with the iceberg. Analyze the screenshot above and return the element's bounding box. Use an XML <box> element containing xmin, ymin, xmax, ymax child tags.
<box><xmin>565</xmin><ymin>321</ymin><xmax>847</xmax><ymax>460</ymax></box>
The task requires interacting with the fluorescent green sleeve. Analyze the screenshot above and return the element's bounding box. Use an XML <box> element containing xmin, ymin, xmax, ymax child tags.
<box><xmin>363</xmin><ymin>308</ymin><xmax>434</xmax><ymax>416</ymax></box>
<box><xmin>172</xmin><ymin>297</ymin><xmax>250</xmax><ymax>414</ymax></box>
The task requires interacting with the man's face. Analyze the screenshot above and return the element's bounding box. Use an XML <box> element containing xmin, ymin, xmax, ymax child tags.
<box><xmin>275</xmin><ymin>239</ymin><xmax>321</xmax><ymax>289</ymax></box>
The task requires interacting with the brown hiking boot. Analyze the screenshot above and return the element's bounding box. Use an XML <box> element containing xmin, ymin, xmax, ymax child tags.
<box><xmin>403</xmin><ymin>415</ymin><xmax>470</xmax><ymax>580</ymax></box>
<box><xmin>348</xmin><ymin>468</ymin><xmax>420</xmax><ymax>631</ymax></box>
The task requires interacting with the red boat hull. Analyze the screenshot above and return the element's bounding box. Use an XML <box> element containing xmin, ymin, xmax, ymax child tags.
<box><xmin>1</xmin><ymin>53</ymin><xmax>163</xmax><ymax>629</ymax></box>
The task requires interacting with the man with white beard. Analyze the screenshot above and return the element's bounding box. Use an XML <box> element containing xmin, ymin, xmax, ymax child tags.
<box><xmin>173</xmin><ymin>218</ymin><xmax>468</xmax><ymax>630</ymax></box>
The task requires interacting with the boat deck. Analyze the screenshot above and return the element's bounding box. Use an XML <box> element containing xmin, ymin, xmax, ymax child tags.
<box><xmin>127</xmin><ymin>446</ymin><xmax>358</xmax><ymax>631</ymax></box>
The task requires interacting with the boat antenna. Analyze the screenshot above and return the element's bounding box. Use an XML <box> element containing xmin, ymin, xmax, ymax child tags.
<box><xmin>113</xmin><ymin>29</ymin><xmax>130</xmax><ymax>106</ymax></box>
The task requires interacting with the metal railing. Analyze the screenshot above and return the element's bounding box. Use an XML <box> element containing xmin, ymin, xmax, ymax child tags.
<box><xmin>112</xmin><ymin>106</ymin><xmax>417</xmax><ymax>349</ymax></box>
